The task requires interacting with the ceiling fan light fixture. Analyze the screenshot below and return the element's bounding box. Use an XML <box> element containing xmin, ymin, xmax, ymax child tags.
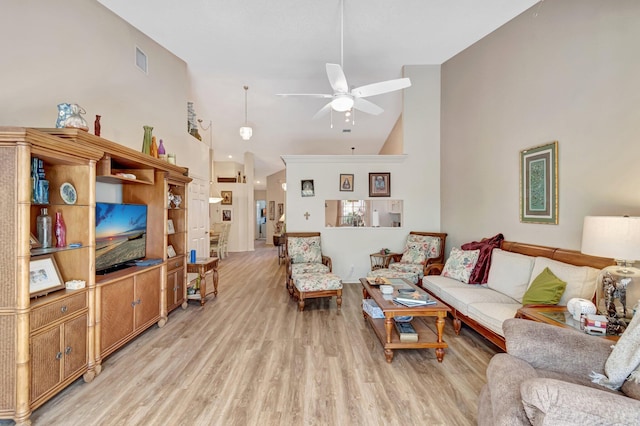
<box><xmin>331</xmin><ymin>94</ymin><xmax>354</xmax><ymax>112</ymax></box>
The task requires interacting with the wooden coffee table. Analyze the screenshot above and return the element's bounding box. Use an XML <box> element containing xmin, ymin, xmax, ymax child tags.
<box><xmin>360</xmin><ymin>278</ymin><xmax>451</xmax><ymax>363</ymax></box>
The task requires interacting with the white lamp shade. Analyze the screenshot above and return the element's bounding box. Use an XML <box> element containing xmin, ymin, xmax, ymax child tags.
<box><xmin>239</xmin><ymin>126</ymin><xmax>253</xmax><ymax>140</ymax></box>
<box><xmin>279</xmin><ymin>213</ymin><xmax>285</xmax><ymax>222</ymax></box>
<box><xmin>331</xmin><ymin>95</ymin><xmax>354</xmax><ymax>112</ymax></box>
<box><xmin>581</xmin><ymin>216</ymin><xmax>640</xmax><ymax>261</ymax></box>
<box><xmin>209</xmin><ymin>190</ymin><xmax>223</xmax><ymax>204</ymax></box>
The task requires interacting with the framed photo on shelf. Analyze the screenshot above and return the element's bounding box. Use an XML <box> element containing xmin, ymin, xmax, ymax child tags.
<box><xmin>369</xmin><ymin>172</ymin><xmax>390</xmax><ymax>197</ymax></box>
<box><xmin>222</xmin><ymin>209</ymin><xmax>232</xmax><ymax>222</ymax></box>
<box><xmin>520</xmin><ymin>141</ymin><xmax>558</xmax><ymax>224</ymax></box>
<box><xmin>30</xmin><ymin>233</ymin><xmax>42</xmax><ymax>249</ymax></box>
<box><xmin>268</xmin><ymin>200</ymin><xmax>275</xmax><ymax>220</ymax></box>
<box><xmin>167</xmin><ymin>219</ymin><xmax>175</xmax><ymax>235</ymax></box>
<box><xmin>339</xmin><ymin>174</ymin><xmax>354</xmax><ymax>192</ymax></box>
<box><xmin>221</xmin><ymin>190</ymin><xmax>232</xmax><ymax>205</ymax></box>
<box><xmin>30</xmin><ymin>254</ymin><xmax>64</xmax><ymax>298</ymax></box>
<box><xmin>167</xmin><ymin>245</ymin><xmax>177</xmax><ymax>258</ymax></box>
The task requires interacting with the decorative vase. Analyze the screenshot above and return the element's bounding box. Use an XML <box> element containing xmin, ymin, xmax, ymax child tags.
<box><xmin>56</xmin><ymin>103</ymin><xmax>72</xmax><ymax>128</ymax></box>
<box><xmin>63</xmin><ymin>104</ymin><xmax>89</xmax><ymax>131</ymax></box>
<box><xmin>55</xmin><ymin>211</ymin><xmax>66</xmax><ymax>248</ymax></box>
<box><xmin>37</xmin><ymin>208</ymin><xmax>52</xmax><ymax>249</ymax></box>
<box><xmin>94</xmin><ymin>115</ymin><xmax>101</xmax><ymax>136</ymax></box>
<box><xmin>150</xmin><ymin>136</ymin><xmax>158</xmax><ymax>158</ymax></box>
<box><xmin>142</xmin><ymin>125</ymin><xmax>153</xmax><ymax>155</ymax></box>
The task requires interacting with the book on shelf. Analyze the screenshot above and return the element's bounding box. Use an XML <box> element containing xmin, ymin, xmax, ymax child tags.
<box><xmin>394</xmin><ymin>320</ymin><xmax>418</xmax><ymax>342</ymax></box>
<box><xmin>394</xmin><ymin>291</ymin><xmax>436</xmax><ymax>307</ymax></box>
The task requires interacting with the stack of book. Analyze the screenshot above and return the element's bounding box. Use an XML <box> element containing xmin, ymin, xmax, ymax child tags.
<box><xmin>584</xmin><ymin>313</ymin><xmax>608</xmax><ymax>336</ymax></box>
<box><xmin>393</xmin><ymin>291</ymin><xmax>437</xmax><ymax>307</ymax></box>
<box><xmin>394</xmin><ymin>320</ymin><xmax>418</xmax><ymax>342</ymax></box>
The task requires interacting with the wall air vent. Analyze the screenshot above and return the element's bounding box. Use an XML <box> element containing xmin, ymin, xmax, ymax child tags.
<box><xmin>342</xmin><ymin>129</ymin><xmax>351</xmax><ymax>133</ymax></box>
<box><xmin>135</xmin><ymin>46</ymin><xmax>148</xmax><ymax>74</ymax></box>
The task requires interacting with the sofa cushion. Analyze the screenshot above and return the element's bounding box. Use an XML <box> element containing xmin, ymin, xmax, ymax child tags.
<box><xmin>442</xmin><ymin>247</ymin><xmax>480</xmax><ymax>283</ymax></box>
<box><xmin>437</xmin><ymin>284</ymin><xmax>516</xmax><ymax>317</ymax></box>
<box><xmin>522</xmin><ymin>267</ymin><xmax>567</xmax><ymax>305</ymax></box>
<box><xmin>288</xmin><ymin>236</ymin><xmax>322</xmax><ymax>264</ymax></box>
<box><xmin>486</xmin><ymin>249</ymin><xmax>535</xmax><ymax>303</ymax></box>
<box><xmin>467</xmin><ymin>302</ymin><xmax>523</xmax><ymax>337</ymax></box>
<box><xmin>528</xmin><ymin>257</ymin><xmax>599</xmax><ymax>305</ymax></box>
<box><xmin>421</xmin><ymin>275</ymin><xmax>468</xmax><ymax>299</ymax></box>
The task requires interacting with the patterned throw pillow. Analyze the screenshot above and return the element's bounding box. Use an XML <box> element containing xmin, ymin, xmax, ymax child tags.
<box><xmin>400</xmin><ymin>242</ymin><xmax>428</xmax><ymax>264</ymax></box>
<box><xmin>288</xmin><ymin>236</ymin><xmax>322</xmax><ymax>264</ymax></box>
<box><xmin>442</xmin><ymin>247</ymin><xmax>480</xmax><ymax>283</ymax></box>
<box><xmin>405</xmin><ymin>235</ymin><xmax>441</xmax><ymax>259</ymax></box>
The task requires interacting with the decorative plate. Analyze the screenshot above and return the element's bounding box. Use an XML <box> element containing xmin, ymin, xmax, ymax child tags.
<box><xmin>60</xmin><ymin>182</ymin><xmax>77</xmax><ymax>204</ymax></box>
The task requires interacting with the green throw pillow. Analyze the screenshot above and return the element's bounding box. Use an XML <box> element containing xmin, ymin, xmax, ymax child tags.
<box><xmin>522</xmin><ymin>267</ymin><xmax>567</xmax><ymax>305</ymax></box>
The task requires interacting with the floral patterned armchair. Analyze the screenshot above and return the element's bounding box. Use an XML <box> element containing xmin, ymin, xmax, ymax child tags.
<box><xmin>381</xmin><ymin>232</ymin><xmax>447</xmax><ymax>282</ymax></box>
<box><xmin>284</xmin><ymin>232</ymin><xmax>332</xmax><ymax>296</ymax></box>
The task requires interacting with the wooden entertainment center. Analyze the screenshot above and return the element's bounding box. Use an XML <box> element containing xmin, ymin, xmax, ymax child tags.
<box><xmin>0</xmin><ymin>127</ymin><xmax>192</xmax><ymax>425</ymax></box>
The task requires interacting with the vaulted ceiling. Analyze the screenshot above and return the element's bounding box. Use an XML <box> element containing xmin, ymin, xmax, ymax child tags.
<box><xmin>98</xmin><ymin>0</ymin><xmax>539</xmax><ymax>188</ymax></box>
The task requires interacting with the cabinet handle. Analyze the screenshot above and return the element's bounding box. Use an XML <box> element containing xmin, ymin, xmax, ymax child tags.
<box><xmin>55</xmin><ymin>352</ymin><xmax>63</xmax><ymax>360</ymax></box>
<box><xmin>60</xmin><ymin>305</ymin><xmax>68</xmax><ymax>313</ymax></box>
<box><xmin>65</xmin><ymin>346</ymin><xmax>72</xmax><ymax>355</ymax></box>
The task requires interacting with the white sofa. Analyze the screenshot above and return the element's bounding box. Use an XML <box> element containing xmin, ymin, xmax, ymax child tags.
<box><xmin>421</xmin><ymin>241</ymin><xmax>614</xmax><ymax>350</ymax></box>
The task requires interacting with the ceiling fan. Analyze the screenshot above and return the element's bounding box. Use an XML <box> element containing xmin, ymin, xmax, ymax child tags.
<box><xmin>277</xmin><ymin>0</ymin><xmax>411</xmax><ymax>120</ymax></box>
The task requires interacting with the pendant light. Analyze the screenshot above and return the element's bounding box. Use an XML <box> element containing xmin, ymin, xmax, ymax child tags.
<box><xmin>239</xmin><ymin>85</ymin><xmax>253</xmax><ymax>140</ymax></box>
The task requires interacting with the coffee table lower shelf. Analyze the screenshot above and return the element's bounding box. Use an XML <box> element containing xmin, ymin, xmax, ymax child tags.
<box><xmin>364</xmin><ymin>314</ymin><xmax>448</xmax><ymax>363</ymax></box>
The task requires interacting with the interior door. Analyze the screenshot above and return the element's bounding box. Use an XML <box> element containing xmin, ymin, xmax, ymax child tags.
<box><xmin>188</xmin><ymin>177</ymin><xmax>209</xmax><ymax>258</ymax></box>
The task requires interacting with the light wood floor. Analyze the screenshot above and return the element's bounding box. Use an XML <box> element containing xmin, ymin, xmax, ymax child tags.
<box><xmin>22</xmin><ymin>241</ymin><xmax>498</xmax><ymax>426</ymax></box>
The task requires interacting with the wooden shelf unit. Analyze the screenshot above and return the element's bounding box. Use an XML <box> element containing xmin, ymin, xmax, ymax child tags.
<box><xmin>0</xmin><ymin>127</ymin><xmax>191</xmax><ymax>426</ymax></box>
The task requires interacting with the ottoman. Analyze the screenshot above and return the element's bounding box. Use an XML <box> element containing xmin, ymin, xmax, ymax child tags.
<box><xmin>366</xmin><ymin>268</ymin><xmax>419</xmax><ymax>285</ymax></box>
<box><xmin>293</xmin><ymin>272</ymin><xmax>343</xmax><ymax>311</ymax></box>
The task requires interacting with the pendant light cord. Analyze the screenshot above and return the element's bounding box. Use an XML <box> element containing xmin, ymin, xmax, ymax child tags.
<box><xmin>243</xmin><ymin>85</ymin><xmax>249</xmax><ymax>124</ymax></box>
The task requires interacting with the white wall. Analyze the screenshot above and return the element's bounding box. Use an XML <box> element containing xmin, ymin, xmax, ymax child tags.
<box><xmin>441</xmin><ymin>0</ymin><xmax>640</xmax><ymax>252</ymax></box>
<box><xmin>0</xmin><ymin>0</ymin><xmax>207</xmax><ymax>178</ymax></box>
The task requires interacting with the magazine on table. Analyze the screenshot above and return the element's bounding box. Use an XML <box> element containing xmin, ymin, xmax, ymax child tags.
<box><xmin>394</xmin><ymin>291</ymin><xmax>436</xmax><ymax>307</ymax></box>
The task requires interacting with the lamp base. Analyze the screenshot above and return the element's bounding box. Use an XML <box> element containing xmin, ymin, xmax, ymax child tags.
<box><xmin>596</xmin><ymin>264</ymin><xmax>640</xmax><ymax>334</ymax></box>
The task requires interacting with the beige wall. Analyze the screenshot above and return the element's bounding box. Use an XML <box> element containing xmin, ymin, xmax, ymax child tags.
<box><xmin>441</xmin><ymin>0</ymin><xmax>640</xmax><ymax>251</ymax></box>
<box><xmin>380</xmin><ymin>115</ymin><xmax>403</xmax><ymax>154</ymax></box>
<box><xmin>0</xmin><ymin>0</ymin><xmax>208</xmax><ymax>178</ymax></box>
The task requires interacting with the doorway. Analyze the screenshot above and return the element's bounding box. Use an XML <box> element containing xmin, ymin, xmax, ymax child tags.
<box><xmin>256</xmin><ymin>200</ymin><xmax>266</xmax><ymax>240</ymax></box>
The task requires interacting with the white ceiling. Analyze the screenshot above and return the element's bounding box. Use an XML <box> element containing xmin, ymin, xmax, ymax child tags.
<box><xmin>98</xmin><ymin>0</ymin><xmax>539</xmax><ymax>188</ymax></box>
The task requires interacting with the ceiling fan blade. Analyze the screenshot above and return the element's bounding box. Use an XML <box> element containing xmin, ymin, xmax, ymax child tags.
<box><xmin>312</xmin><ymin>102</ymin><xmax>333</xmax><ymax>120</ymax></box>
<box><xmin>351</xmin><ymin>78</ymin><xmax>412</xmax><ymax>98</ymax></box>
<box><xmin>353</xmin><ymin>98</ymin><xmax>384</xmax><ymax>115</ymax></box>
<box><xmin>276</xmin><ymin>93</ymin><xmax>333</xmax><ymax>98</ymax></box>
<box><xmin>326</xmin><ymin>63</ymin><xmax>349</xmax><ymax>93</ymax></box>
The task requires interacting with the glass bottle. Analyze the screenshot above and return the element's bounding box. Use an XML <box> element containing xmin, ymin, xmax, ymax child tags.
<box><xmin>37</xmin><ymin>208</ymin><xmax>52</xmax><ymax>249</ymax></box>
<box><xmin>158</xmin><ymin>139</ymin><xmax>166</xmax><ymax>161</ymax></box>
<box><xmin>55</xmin><ymin>211</ymin><xmax>66</xmax><ymax>248</ymax></box>
<box><xmin>142</xmin><ymin>125</ymin><xmax>153</xmax><ymax>155</ymax></box>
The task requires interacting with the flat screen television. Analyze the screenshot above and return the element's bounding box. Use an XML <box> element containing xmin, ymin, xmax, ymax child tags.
<box><xmin>95</xmin><ymin>202</ymin><xmax>148</xmax><ymax>274</ymax></box>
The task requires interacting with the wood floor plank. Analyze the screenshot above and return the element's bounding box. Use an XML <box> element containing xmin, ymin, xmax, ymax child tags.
<box><xmin>12</xmin><ymin>240</ymin><xmax>499</xmax><ymax>426</ymax></box>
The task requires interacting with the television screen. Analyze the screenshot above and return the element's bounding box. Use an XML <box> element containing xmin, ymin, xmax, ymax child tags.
<box><xmin>95</xmin><ymin>202</ymin><xmax>147</xmax><ymax>273</ymax></box>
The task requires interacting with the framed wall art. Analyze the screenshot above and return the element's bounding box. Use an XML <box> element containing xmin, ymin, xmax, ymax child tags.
<box><xmin>278</xmin><ymin>203</ymin><xmax>284</xmax><ymax>218</ymax></box>
<box><xmin>221</xmin><ymin>190</ymin><xmax>232</xmax><ymax>205</ymax></box>
<box><xmin>30</xmin><ymin>254</ymin><xmax>64</xmax><ymax>297</ymax></box>
<box><xmin>268</xmin><ymin>200</ymin><xmax>275</xmax><ymax>220</ymax></box>
<box><xmin>369</xmin><ymin>173</ymin><xmax>390</xmax><ymax>197</ymax></box>
<box><xmin>301</xmin><ymin>179</ymin><xmax>314</xmax><ymax>197</ymax></box>
<box><xmin>520</xmin><ymin>141</ymin><xmax>558</xmax><ymax>224</ymax></box>
<box><xmin>222</xmin><ymin>209</ymin><xmax>232</xmax><ymax>222</ymax></box>
<box><xmin>339</xmin><ymin>174</ymin><xmax>354</xmax><ymax>192</ymax></box>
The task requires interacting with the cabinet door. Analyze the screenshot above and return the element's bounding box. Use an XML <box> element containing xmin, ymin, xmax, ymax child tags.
<box><xmin>30</xmin><ymin>327</ymin><xmax>62</xmax><ymax>403</ymax></box>
<box><xmin>63</xmin><ymin>314</ymin><xmax>88</xmax><ymax>380</ymax></box>
<box><xmin>101</xmin><ymin>278</ymin><xmax>135</xmax><ymax>355</ymax></box>
<box><xmin>166</xmin><ymin>268</ymin><xmax>178</xmax><ymax>311</ymax></box>
<box><xmin>135</xmin><ymin>268</ymin><xmax>161</xmax><ymax>329</ymax></box>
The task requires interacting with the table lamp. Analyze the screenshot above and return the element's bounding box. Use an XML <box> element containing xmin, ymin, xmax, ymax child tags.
<box><xmin>581</xmin><ymin>216</ymin><xmax>640</xmax><ymax>332</ymax></box>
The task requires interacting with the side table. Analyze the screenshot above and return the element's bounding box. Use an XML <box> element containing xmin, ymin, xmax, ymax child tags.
<box><xmin>370</xmin><ymin>252</ymin><xmax>393</xmax><ymax>270</ymax></box>
<box><xmin>187</xmin><ymin>257</ymin><xmax>219</xmax><ymax>306</ymax></box>
<box><xmin>274</xmin><ymin>234</ymin><xmax>286</xmax><ymax>265</ymax></box>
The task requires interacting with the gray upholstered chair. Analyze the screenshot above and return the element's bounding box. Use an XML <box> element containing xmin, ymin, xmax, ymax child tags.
<box><xmin>479</xmin><ymin>318</ymin><xmax>640</xmax><ymax>425</ymax></box>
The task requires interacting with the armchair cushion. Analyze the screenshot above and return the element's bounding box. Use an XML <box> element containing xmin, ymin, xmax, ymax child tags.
<box><xmin>288</xmin><ymin>236</ymin><xmax>322</xmax><ymax>264</ymax></box>
<box><xmin>291</xmin><ymin>262</ymin><xmax>330</xmax><ymax>276</ymax></box>
<box><xmin>400</xmin><ymin>242</ymin><xmax>427</xmax><ymax>264</ymax></box>
<box><xmin>406</xmin><ymin>234</ymin><xmax>442</xmax><ymax>258</ymax></box>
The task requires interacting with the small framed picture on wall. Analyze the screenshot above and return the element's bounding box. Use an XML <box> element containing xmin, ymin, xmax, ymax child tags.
<box><xmin>339</xmin><ymin>174</ymin><xmax>354</xmax><ymax>192</ymax></box>
<box><xmin>222</xmin><ymin>209</ymin><xmax>232</xmax><ymax>222</ymax></box>
<box><xmin>369</xmin><ymin>172</ymin><xmax>390</xmax><ymax>197</ymax></box>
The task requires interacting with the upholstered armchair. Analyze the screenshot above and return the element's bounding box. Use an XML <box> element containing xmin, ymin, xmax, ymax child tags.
<box><xmin>479</xmin><ymin>318</ymin><xmax>640</xmax><ymax>425</ymax></box>
<box><xmin>368</xmin><ymin>232</ymin><xmax>446</xmax><ymax>284</ymax></box>
<box><xmin>284</xmin><ymin>232</ymin><xmax>332</xmax><ymax>296</ymax></box>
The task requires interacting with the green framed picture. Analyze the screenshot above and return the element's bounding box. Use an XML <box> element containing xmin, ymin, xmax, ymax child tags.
<box><xmin>520</xmin><ymin>141</ymin><xmax>558</xmax><ymax>224</ymax></box>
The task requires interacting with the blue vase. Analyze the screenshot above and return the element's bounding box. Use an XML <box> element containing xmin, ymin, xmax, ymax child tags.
<box><xmin>56</xmin><ymin>103</ymin><xmax>72</xmax><ymax>128</ymax></box>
